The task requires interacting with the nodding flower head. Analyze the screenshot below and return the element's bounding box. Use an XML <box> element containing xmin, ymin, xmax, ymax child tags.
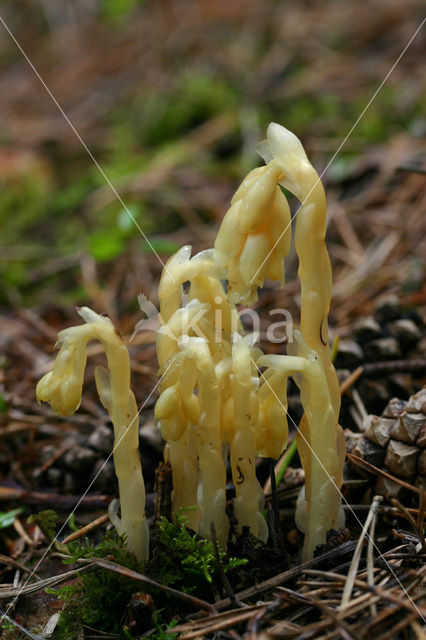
<box><xmin>214</xmin><ymin>146</ymin><xmax>292</xmax><ymax>305</ymax></box>
<box><xmin>257</xmin><ymin>123</ymin><xmax>311</xmax><ymax>199</ymax></box>
<box><xmin>36</xmin><ymin>307</ymin><xmax>115</xmax><ymax>416</ymax></box>
<box><xmin>36</xmin><ymin>336</ymin><xmax>86</xmax><ymax>416</ymax></box>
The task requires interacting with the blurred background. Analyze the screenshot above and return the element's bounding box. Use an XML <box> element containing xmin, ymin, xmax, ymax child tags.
<box><xmin>0</xmin><ymin>0</ymin><xmax>424</xmax><ymax>316</ymax></box>
<box><xmin>0</xmin><ymin>1</ymin><xmax>425</xmax><ymax>495</ymax></box>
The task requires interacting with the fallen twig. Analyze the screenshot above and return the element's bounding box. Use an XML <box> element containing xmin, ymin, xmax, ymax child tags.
<box><xmin>214</xmin><ymin>541</ymin><xmax>357</xmax><ymax>610</ymax></box>
<box><xmin>346</xmin><ymin>455</ymin><xmax>421</xmax><ymax>496</ymax></box>
<box><xmin>61</xmin><ymin>513</ymin><xmax>109</xmax><ymax>544</ymax></box>
<box><xmin>362</xmin><ymin>359</ymin><xmax>426</xmax><ymax>376</ymax></box>
<box><xmin>277</xmin><ymin>587</ymin><xmax>355</xmax><ymax>640</ymax></box>
<box><xmin>90</xmin><ymin>557</ymin><xmax>215</xmax><ymax>612</ymax></box>
<box><xmin>391</xmin><ymin>498</ymin><xmax>426</xmax><ymax>553</ymax></box>
<box><xmin>0</xmin><ymin>484</ymin><xmax>113</xmax><ymax>510</ymax></box>
<box><xmin>169</xmin><ymin>605</ymin><xmax>266</xmax><ymax>639</ymax></box>
<box><xmin>0</xmin><ymin>553</ymin><xmax>36</xmax><ymax>575</ymax></box>
<box><xmin>0</xmin><ymin>563</ymin><xmax>97</xmax><ymax>598</ymax></box>
<box><xmin>307</xmin><ymin>569</ymin><xmax>426</xmax><ymax>618</ymax></box>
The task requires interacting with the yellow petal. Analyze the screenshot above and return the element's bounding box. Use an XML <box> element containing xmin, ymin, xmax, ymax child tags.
<box><xmin>239</xmin><ymin>233</ymin><xmax>270</xmax><ymax>286</ymax></box>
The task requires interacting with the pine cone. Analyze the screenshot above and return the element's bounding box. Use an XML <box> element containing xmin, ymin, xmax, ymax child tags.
<box><xmin>346</xmin><ymin>387</ymin><xmax>425</xmax><ymax>499</ymax></box>
<box><xmin>335</xmin><ymin>295</ymin><xmax>425</xmax><ymax>424</ymax></box>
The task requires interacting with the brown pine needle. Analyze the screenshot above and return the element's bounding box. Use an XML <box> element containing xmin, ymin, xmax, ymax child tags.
<box><xmin>62</xmin><ymin>513</ymin><xmax>109</xmax><ymax>544</ymax></box>
<box><xmin>341</xmin><ymin>495</ymin><xmax>383</xmax><ymax>607</ymax></box>
<box><xmin>347</xmin><ymin>454</ymin><xmax>421</xmax><ymax>496</ymax></box>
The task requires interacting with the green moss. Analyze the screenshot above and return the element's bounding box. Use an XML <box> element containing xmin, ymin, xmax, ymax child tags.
<box><xmin>0</xmin><ymin>620</ymin><xmax>21</xmax><ymax>640</ymax></box>
<box><xmin>148</xmin><ymin>513</ymin><xmax>247</xmax><ymax>595</ymax></box>
<box><xmin>47</xmin><ymin>516</ymin><xmax>246</xmax><ymax>639</ymax></box>
<box><xmin>49</xmin><ymin>531</ymin><xmax>140</xmax><ymax>640</ymax></box>
<box><xmin>150</xmin><ymin>615</ymin><xmax>179</xmax><ymax>640</ymax></box>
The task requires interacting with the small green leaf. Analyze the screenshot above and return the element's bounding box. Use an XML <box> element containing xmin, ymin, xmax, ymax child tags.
<box><xmin>67</xmin><ymin>513</ymin><xmax>78</xmax><ymax>532</ymax></box>
<box><xmin>0</xmin><ymin>508</ymin><xmax>24</xmax><ymax>529</ymax></box>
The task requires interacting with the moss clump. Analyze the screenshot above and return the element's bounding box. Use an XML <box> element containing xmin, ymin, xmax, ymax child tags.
<box><xmin>49</xmin><ymin>531</ymin><xmax>140</xmax><ymax>639</ymax></box>
<box><xmin>48</xmin><ymin>517</ymin><xmax>246</xmax><ymax>639</ymax></box>
<box><xmin>148</xmin><ymin>513</ymin><xmax>247</xmax><ymax>597</ymax></box>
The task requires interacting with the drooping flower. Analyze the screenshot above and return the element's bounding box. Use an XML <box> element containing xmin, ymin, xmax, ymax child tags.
<box><xmin>214</xmin><ymin>160</ymin><xmax>292</xmax><ymax>304</ymax></box>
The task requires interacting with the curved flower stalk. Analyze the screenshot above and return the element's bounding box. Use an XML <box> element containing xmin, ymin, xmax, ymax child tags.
<box><xmin>180</xmin><ymin>338</ymin><xmax>229</xmax><ymax>546</ymax></box>
<box><xmin>257</xmin><ymin>124</ymin><xmax>344</xmax><ymax>559</ymax></box>
<box><xmin>156</xmin><ymin>350</ymin><xmax>201</xmax><ymax>532</ymax></box>
<box><xmin>258</xmin><ymin>123</ymin><xmax>340</xmax><ymax>405</ymax></box>
<box><xmin>257</xmin><ymin>353</ymin><xmax>307</xmax><ymax>460</ymax></box>
<box><xmin>165</xmin><ymin>429</ymin><xmax>200</xmax><ymax>533</ymax></box>
<box><xmin>36</xmin><ymin>307</ymin><xmax>149</xmax><ymax>563</ymax></box>
<box><xmin>261</xmin><ymin>332</ymin><xmax>345</xmax><ymax>560</ymax></box>
<box><xmin>156</xmin><ymin>337</ymin><xmax>229</xmax><ymax>545</ymax></box>
<box><xmin>230</xmin><ymin>333</ymin><xmax>268</xmax><ymax>542</ymax></box>
<box><xmin>292</xmin><ymin>335</ymin><xmax>345</xmax><ymax>560</ymax></box>
<box><xmin>214</xmin><ymin>161</ymin><xmax>292</xmax><ymax>305</ymax></box>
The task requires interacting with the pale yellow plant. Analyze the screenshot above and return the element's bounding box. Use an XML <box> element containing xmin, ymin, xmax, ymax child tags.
<box><xmin>36</xmin><ymin>307</ymin><xmax>149</xmax><ymax>563</ymax></box>
<box><xmin>37</xmin><ymin>123</ymin><xmax>345</xmax><ymax>563</ymax></box>
<box><xmin>257</xmin><ymin>124</ymin><xmax>345</xmax><ymax>559</ymax></box>
<box><xmin>156</xmin><ymin>123</ymin><xmax>345</xmax><ymax>559</ymax></box>
<box><xmin>229</xmin><ymin>333</ymin><xmax>268</xmax><ymax>542</ymax></box>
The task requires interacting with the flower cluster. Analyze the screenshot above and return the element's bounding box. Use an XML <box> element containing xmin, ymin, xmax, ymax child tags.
<box><xmin>38</xmin><ymin>124</ymin><xmax>344</xmax><ymax>562</ymax></box>
<box><xmin>155</xmin><ymin>124</ymin><xmax>345</xmax><ymax>559</ymax></box>
<box><xmin>155</xmin><ymin>248</ymin><xmax>274</xmax><ymax>546</ymax></box>
<box><xmin>214</xmin><ymin>162</ymin><xmax>292</xmax><ymax>305</ymax></box>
